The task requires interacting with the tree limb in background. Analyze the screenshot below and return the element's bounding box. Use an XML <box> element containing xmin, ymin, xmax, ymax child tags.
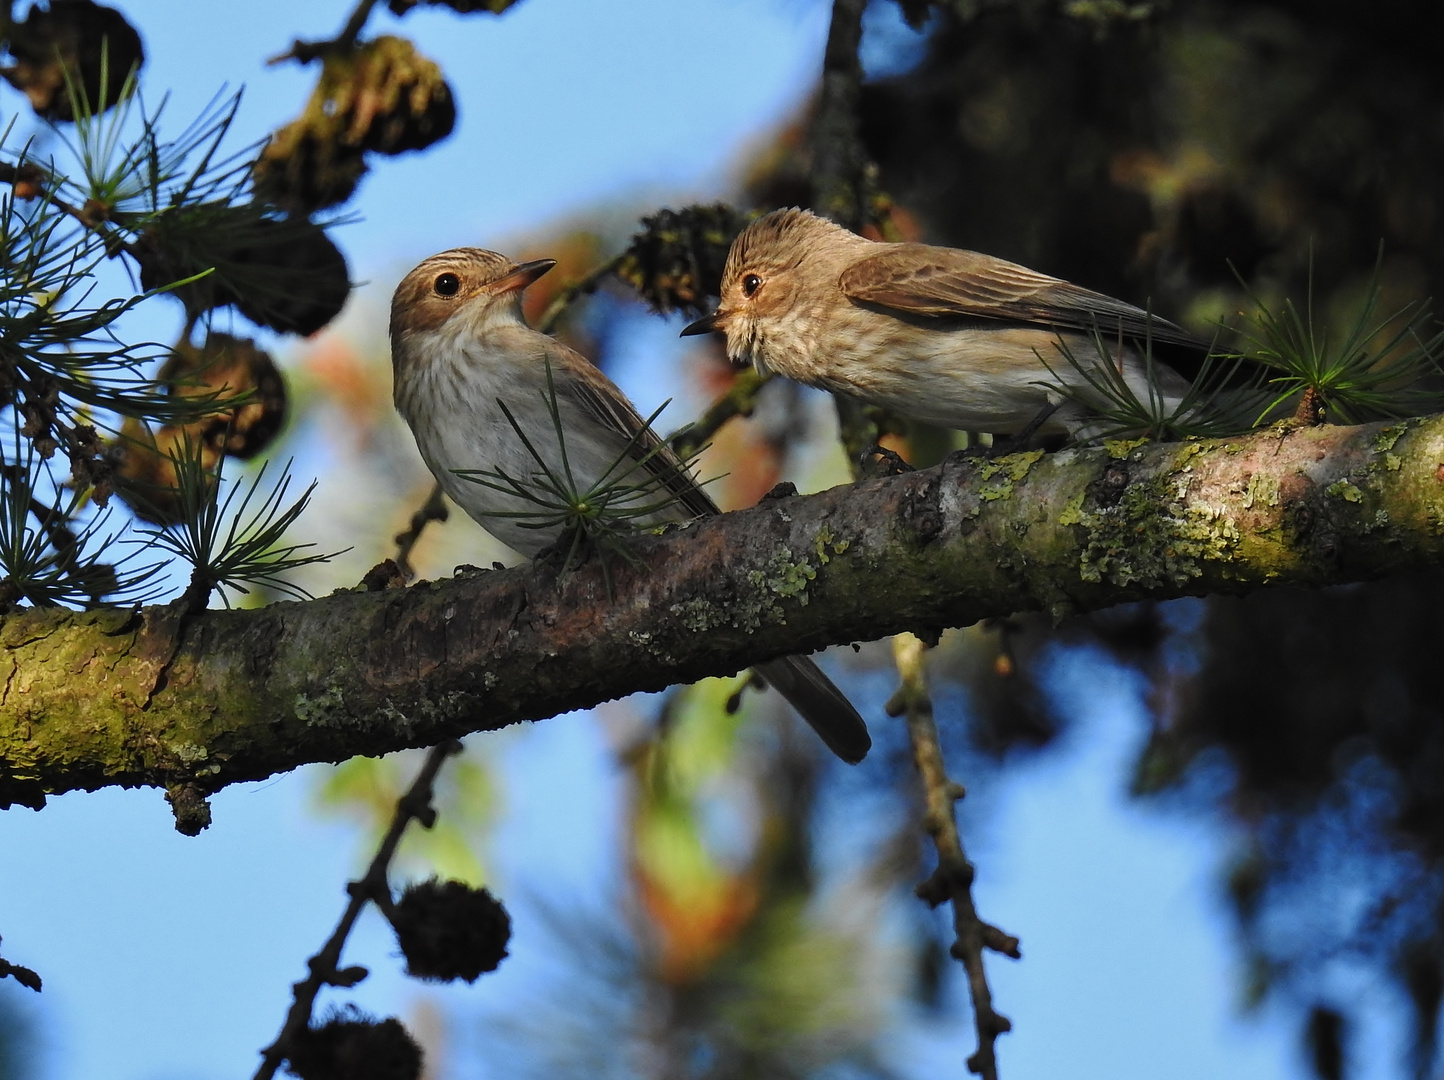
<box><xmin>268</xmin><ymin>0</ymin><xmax>382</xmax><ymax>64</ymax></box>
<box><xmin>536</xmin><ymin>253</ymin><xmax>625</xmax><ymax>335</ymax></box>
<box><xmin>3</xmin><ymin>414</ymin><xmax>1441</xmax><ymax>804</ymax></box>
<box><xmin>811</xmin><ymin>0</ymin><xmax>869</xmax><ymax>231</ymax></box>
<box><xmin>668</xmin><ymin>366</ymin><xmax>775</xmax><ymax>462</ymax></box>
<box><xmin>890</xmin><ymin>633</ymin><xmax>1018</xmax><ymax>1080</ymax></box>
<box><xmin>808</xmin><ymin>8</ymin><xmax>1002</xmax><ymax>1071</ymax></box>
<box><xmin>809</xmin><ymin>0</ymin><xmax>883</xmax><ymax>465</ymax></box>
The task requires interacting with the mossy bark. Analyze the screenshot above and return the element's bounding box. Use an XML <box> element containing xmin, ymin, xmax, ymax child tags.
<box><xmin>4</xmin><ymin>415</ymin><xmax>1443</xmax><ymax>806</ymax></box>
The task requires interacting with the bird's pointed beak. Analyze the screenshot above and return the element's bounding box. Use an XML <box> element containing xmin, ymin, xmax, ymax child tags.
<box><xmin>680</xmin><ymin>310</ymin><xmax>724</xmax><ymax>337</ymax></box>
<box><xmin>492</xmin><ymin>258</ymin><xmax>557</xmax><ymax>295</ymax></box>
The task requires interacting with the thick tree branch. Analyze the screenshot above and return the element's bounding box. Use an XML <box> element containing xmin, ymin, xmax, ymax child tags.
<box><xmin>3</xmin><ymin>416</ymin><xmax>1443</xmax><ymax>804</ymax></box>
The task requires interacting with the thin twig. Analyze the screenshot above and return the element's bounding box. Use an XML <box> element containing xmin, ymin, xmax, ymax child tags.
<box><xmin>888</xmin><ymin>633</ymin><xmax>1019</xmax><ymax>1080</ymax></box>
<box><xmin>0</xmin><ymin>937</ymin><xmax>41</xmax><ymax>993</ymax></box>
<box><xmin>667</xmin><ymin>366</ymin><xmax>774</xmax><ymax>461</ymax></box>
<box><xmin>536</xmin><ymin>253</ymin><xmax>625</xmax><ymax>335</ymax></box>
<box><xmin>252</xmin><ymin>738</ymin><xmax>463</xmax><ymax>1080</ymax></box>
<box><xmin>10</xmin><ymin>184</ymin><xmax>141</xmax><ymax>258</ymax></box>
<box><xmin>392</xmin><ymin>482</ymin><xmax>449</xmax><ymax>580</ymax></box>
<box><xmin>267</xmin><ymin>0</ymin><xmax>381</xmax><ymax>65</ymax></box>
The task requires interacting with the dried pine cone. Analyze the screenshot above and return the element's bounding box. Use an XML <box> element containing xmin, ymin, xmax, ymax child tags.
<box><xmin>252</xmin><ymin>37</ymin><xmax>453</xmax><ymax>212</ymax></box>
<box><xmin>252</xmin><ymin>120</ymin><xmax>368</xmax><ymax>216</ymax></box>
<box><xmin>339</xmin><ymin>36</ymin><xmax>455</xmax><ymax>155</ymax></box>
<box><xmin>285</xmin><ymin>1008</ymin><xmax>422</xmax><ymax>1080</ymax></box>
<box><xmin>159</xmin><ymin>332</ymin><xmax>289</xmax><ymax>460</ymax></box>
<box><xmin>112</xmin><ymin>332</ymin><xmax>289</xmax><ymax>524</ymax></box>
<box><xmin>1</xmin><ymin>0</ymin><xmax>143</xmax><ymax>120</ymax></box>
<box><xmin>615</xmin><ymin>204</ymin><xmax>749</xmax><ymax>318</ymax></box>
<box><xmin>232</xmin><ymin>221</ymin><xmax>350</xmax><ymax>336</ymax></box>
<box><xmin>134</xmin><ymin>205</ymin><xmax>350</xmax><ymax>336</ymax></box>
<box><xmin>111</xmin><ymin>415</ymin><xmax>216</xmax><ymax>526</ymax></box>
<box><xmin>389</xmin><ymin>878</ymin><xmax>511</xmax><ymax>982</ymax></box>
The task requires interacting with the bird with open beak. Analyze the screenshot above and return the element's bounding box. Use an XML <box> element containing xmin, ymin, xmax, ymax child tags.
<box><xmin>391</xmin><ymin>247</ymin><xmax>872</xmax><ymax>764</ymax></box>
<box><xmin>683</xmin><ymin>208</ymin><xmax>1217</xmax><ymax>439</ymax></box>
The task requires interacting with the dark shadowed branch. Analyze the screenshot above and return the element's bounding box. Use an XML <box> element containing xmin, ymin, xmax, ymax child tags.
<box><xmin>811</xmin><ymin>0</ymin><xmax>869</xmax><ymax>231</ymax></box>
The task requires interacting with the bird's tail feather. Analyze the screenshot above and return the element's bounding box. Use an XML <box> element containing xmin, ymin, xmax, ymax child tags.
<box><xmin>754</xmin><ymin>655</ymin><xmax>871</xmax><ymax>764</ymax></box>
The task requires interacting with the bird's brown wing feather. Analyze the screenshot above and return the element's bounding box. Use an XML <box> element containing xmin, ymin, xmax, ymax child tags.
<box><xmin>550</xmin><ymin>342</ymin><xmax>719</xmax><ymax>520</ymax></box>
<box><xmin>839</xmin><ymin>245</ymin><xmax>1209</xmax><ymax>350</ymax></box>
<box><xmin>550</xmin><ymin>342</ymin><xmax>871</xmax><ymax>764</ymax></box>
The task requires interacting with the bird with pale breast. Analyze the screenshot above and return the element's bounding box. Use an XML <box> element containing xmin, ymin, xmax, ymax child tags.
<box><xmin>391</xmin><ymin>246</ymin><xmax>872</xmax><ymax>764</ymax></box>
<box><xmin>682</xmin><ymin>207</ymin><xmax>1219</xmax><ymax>439</ymax></box>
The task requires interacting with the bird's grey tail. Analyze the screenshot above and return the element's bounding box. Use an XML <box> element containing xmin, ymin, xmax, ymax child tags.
<box><xmin>754</xmin><ymin>656</ymin><xmax>871</xmax><ymax>764</ymax></box>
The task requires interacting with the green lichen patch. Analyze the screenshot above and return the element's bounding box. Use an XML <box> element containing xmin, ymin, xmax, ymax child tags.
<box><xmin>295</xmin><ymin>684</ymin><xmax>347</xmax><ymax>727</ymax></box>
<box><xmin>669</xmin><ymin>545</ymin><xmax>820</xmax><ymax>635</ymax></box>
<box><xmin>670</xmin><ymin>596</ymin><xmax>734</xmax><ymax>634</ymax></box>
<box><xmin>1072</xmin><ymin>474</ymin><xmax>1241</xmax><ymax>589</ymax></box>
<box><xmin>1325</xmin><ymin>480</ymin><xmax>1365</xmax><ymax>504</ymax></box>
<box><xmin>1243</xmin><ymin>472</ymin><xmax>1281</xmax><ymax>510</ymax></box>
<box><xmin>752</xmin><ymin>545</ymin><xmax>818</xmax><ymax>604</ymax></box>
<box><xmin>979</xmin><ymin>449</ymin><xmax>1044</xmax><ymax>502</ymax></box>
<box><xmin>1058</xmin><ymin>491</ymin><xmax>1087</xmax><ymax>527</ymax></box>
<box><xmin>1104</xmin><ymin>437</ymin><xmax>1150</xmax><ymax>460</ymax></box>
<box><xmin>1374</xmin><ymin>424</ymin><xmax>1407</xmax><ymax>454</ymax></box>
<box><xmin>1385</xmin><ymin>454</ymin><xmax>1402</xmax><ymax>472</ymax></box>
<box><xmin>812</xmin><ymin>526</ymin><xmax>851</xmax><ymax>566</ymax></box>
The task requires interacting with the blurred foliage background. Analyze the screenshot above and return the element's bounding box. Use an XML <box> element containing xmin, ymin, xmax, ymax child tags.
<box><xmin>1</xmin><ymin>0</ymin><xmax>1444</xmax><ymax>1078</ymax></box>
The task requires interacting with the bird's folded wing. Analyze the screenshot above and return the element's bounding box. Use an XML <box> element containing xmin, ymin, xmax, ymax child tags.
<box><xmin>839</xmin><ymin>244</ymin><xmax>1208</xmax><ymax>350</ymax></box>
<box><xmin>552</xmin><ymin>342</ymin><xmax>719</xmax><ymax>520</ymax></box>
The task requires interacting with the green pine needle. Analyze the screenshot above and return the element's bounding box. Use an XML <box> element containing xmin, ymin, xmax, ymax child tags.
<box><xmin>1039</xmin><ymin>316</ymin><xmax>1261</xmax><ymax>444</ymax></box>
<box><xmin>454</xmin><ymin>356</ymin><xmax>710</xmax><ymax>587</ymax></box>
<box><xmin>0</xmin><ymin>434</ymin><xmax>163</xmax><ymax>609</ymax></box>
<box><xmin>1237</xmin><ymin>259</ymin><xmax>1444</xmax><ymax>425</ymax></box>
<box><xmin>139</xmin><ymin>436</ymin><xmax>344</xmax><ymax>609</ymax></box>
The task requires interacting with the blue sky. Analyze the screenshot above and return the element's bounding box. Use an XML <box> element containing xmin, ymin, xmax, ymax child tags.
<box><xmin>0</xmin><ymin>2</ymin><xmax>1384</xmax><ymax>1078</ymax></box>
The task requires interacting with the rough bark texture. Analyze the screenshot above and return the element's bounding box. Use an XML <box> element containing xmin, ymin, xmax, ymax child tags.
<box><xmin>4</xmin><ymin>415</ymin><xmax>1443</xmax><ymax>806</ymax></box>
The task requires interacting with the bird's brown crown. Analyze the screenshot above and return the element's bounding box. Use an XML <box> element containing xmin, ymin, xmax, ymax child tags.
<box><xmin>723</xmin><ymin>208</ymin><xmax>855</xmax><ymax>286</ymax></box>
<box><xmin>390</xmin><ymin>247</ymin><xmax>516</xmax><ymax>343</ymax></box>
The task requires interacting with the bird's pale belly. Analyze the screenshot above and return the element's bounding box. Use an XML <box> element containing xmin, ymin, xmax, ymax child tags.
<box><xmin>792</xmin><ymin>324</ymin><xmax>1186</xmax><ymax>436</ymax></box>
<box><xmin>812</xmin><ymin>327</ymin><xmax>1076</xmax><ymax>434</ymax></box>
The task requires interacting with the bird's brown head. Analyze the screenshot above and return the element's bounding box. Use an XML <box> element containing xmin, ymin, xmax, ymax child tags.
<box><xmin>390</xmin><ymin>247</ymin><xmax>555</xmax><ymax>375</ymax></box>
<box><xmin>680</xmin><ymin>208</ymin><xmax>867</xmax><ymax>371</ymax></box>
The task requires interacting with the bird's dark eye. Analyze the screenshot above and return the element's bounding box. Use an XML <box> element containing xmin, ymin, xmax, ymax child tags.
<box><xmin>742</xmin><ymin>273</ymin><xmax>762</xmax><ymax>298</ymax></box>
<box><xmin>434</xmin><ymin>272</ymin><xmax>461</xmax><ymax>297</ymax></box>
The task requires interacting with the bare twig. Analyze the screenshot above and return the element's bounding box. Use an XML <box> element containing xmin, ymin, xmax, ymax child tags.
<box><xmin>392</xmin><ymin>482</ymin><xmax>449</xmax><ymax>580</ymax></box>
<box><xmin>667</xmin><ymin>366</ymin><xmax>774</xmax><ymax>461</ymax></box>
<box><xmin>252</xmin><ymin>738</ymin><xmax>463</xmax><ymax>1080</ymax></box>
<box><xmin>0</xmin><ymin>937</ymin><xmax>41</xmax><ymax>993</ymax></box>
<box><xmin>888</xmin><ymin>633</ymin><xmax>1019</xmax><ymax>1080</ymax></box>
<box><xmin>267</xmin><ymin>0</ymin><xmax>381</xmax><ymax>65</ymax></box>
<box><xmin>536</xmin><ymin>253</ymin><xmax>625</xmax><ymax>335</ymax></box>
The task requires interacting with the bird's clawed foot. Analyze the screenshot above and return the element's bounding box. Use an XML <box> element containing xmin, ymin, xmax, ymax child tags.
<box><xmin>859</xmin><ymin>444</ymin><xmax>916</xmax><ymax>477</ymax></box>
